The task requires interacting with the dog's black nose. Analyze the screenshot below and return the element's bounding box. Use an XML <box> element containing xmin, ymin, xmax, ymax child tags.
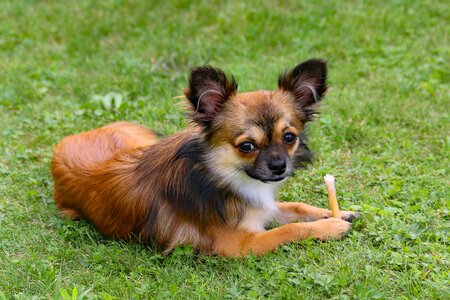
<box><xmin>268</xmin><ymin>159</ymin><xmax>286</xmax><ymax>175</ymax></box>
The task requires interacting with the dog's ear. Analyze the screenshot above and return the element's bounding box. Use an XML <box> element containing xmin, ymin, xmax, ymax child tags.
<box><xmin>278</xmin><ymin>59</ymin><xmax>328</xmax><ymax>122</ymax></box>
<box><xmin>184</xmin><ymin>66</ymin><xmax>238</xmax><ymax>126</ymax></box>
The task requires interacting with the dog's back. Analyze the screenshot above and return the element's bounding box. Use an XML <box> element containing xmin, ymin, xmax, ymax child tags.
<box><xmin>51</xmin><ymin>122</ymin><xmax>159</xmax><ymax>234</ymax></box>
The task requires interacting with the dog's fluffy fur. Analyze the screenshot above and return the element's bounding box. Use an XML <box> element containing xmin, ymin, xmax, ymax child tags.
<box><xmin>51</xmin><ymin>59</ymin><xmax>357</xmax><ymax>256</ymax></box>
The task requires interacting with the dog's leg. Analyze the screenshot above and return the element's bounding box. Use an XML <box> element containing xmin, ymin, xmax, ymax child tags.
<box><xmin>277</xmin><ymin>202</ymin><xmax>358</xmax><ymax>223</ymax></box>
<box><xmin>213</xmin><ymin>218</ymin><xmax>352</xmax><ymax>257</ymax></box>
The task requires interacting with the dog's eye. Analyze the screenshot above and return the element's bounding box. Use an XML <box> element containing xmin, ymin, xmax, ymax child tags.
<box><xmin>283</xmin><ymin>133</ymin><xmax>297</xmax><ymax>144</ymax></box>
<box><xmin>238</xmin><ymin>142</ymin><xmax>256</xmax><ymax>153</ymax></box>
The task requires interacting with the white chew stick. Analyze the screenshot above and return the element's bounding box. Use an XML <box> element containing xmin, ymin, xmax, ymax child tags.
<box><xmin>324</xmin><ymin>174</ymin><xmax>341</xmax><ymax>218</ymax></box>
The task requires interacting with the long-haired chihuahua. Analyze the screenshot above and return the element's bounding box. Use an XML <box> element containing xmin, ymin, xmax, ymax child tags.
<box><xmin>51</xmin><ymin>59</ymin><xmax>358</xmax><ymax>256</ymax></box>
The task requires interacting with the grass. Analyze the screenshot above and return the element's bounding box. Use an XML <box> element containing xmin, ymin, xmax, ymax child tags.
<box><xmin>0</xmin><ymin>0</ymin><xmax>448</xmax><ymax>299</ymax></box>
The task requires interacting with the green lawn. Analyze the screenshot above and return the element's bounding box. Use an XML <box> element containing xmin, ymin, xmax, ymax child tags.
<box><xmin>0</xmin><ymin>0</ymin><xmax>448</xmax><ymax>299</ymax></box>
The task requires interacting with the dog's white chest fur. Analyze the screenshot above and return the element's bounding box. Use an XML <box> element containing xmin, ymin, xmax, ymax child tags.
<box><xmin>233</xmin><ymin>179</ymin><xmax>281</xmax><ymax>232</ymax></box>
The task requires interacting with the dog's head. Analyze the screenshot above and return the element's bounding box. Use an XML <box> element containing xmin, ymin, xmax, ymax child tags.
<box><xmin>184</xmin><ymin>59</ymin><xmax>327</xmax><ymax>184</ymax></box>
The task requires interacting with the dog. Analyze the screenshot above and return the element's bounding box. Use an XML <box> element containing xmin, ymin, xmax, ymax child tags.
<box><xmin>51</xmin><ymin>59</ymin><xmax>358</xmax><ymax>256</ymax></box>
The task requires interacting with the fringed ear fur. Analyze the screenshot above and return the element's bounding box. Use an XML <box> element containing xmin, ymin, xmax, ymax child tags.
<box><xmin>184</xmin><ymin>66</ymin><xmax>238</xmax><ymax>127</ymax></box>
<box><xmin>278</xmin><ymin>59</ymin><xmax>328</xmax><ymax>122</ymax></box>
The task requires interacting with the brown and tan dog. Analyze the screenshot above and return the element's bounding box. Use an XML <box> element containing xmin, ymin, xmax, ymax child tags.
<box><xmin>51</xmin><ymin>59</ymin><xmax>358</xmax><ymax>256</ymax></box>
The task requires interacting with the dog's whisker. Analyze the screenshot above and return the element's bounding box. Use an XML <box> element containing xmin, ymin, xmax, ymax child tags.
<box><xmin>298</xmin><ymin>83</ymin><xmax>321</xmax><ymax>103</ymax></box>
<box><xmin>196</xmin><ymin>90</ymin><xmax>222</xmax><ymax>112</ymax></box>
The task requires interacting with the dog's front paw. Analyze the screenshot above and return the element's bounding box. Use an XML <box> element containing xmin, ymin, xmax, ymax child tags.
<box><xmin>322</xmin><ymin>210</ymin><xmax>361</xmax><ymax>222</ymax></box>
<box><xmin>310</xmin><ymin>218</ymin><xmax>352</xmax><ymax>241</ymax></box>
<box><xmin>340</xmin><ymin>211</ymin><xmax>361</xmax><ymax>222</ymax></box>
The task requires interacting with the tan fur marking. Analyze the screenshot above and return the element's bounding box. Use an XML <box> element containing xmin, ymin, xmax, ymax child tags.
<box><xmin>213</xmin><ymin>218</ymin><xmax>351</xmax><ymax>257</ymax></box>
<box><xmin>234</xmin><ymin>126</ymin><xmax>266</xmax><ymax>148</ymax></box>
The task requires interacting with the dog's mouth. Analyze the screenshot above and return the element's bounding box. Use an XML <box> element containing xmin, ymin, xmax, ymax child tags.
<box><xmin>244</xmin><ymin>170</ymin><xmax>288</xmax><ymax>183</ymax></box>
<box><xmin>262</xmin><ymin>176</ymin><xmax>287</xmax><ymax>183</ymax></box>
